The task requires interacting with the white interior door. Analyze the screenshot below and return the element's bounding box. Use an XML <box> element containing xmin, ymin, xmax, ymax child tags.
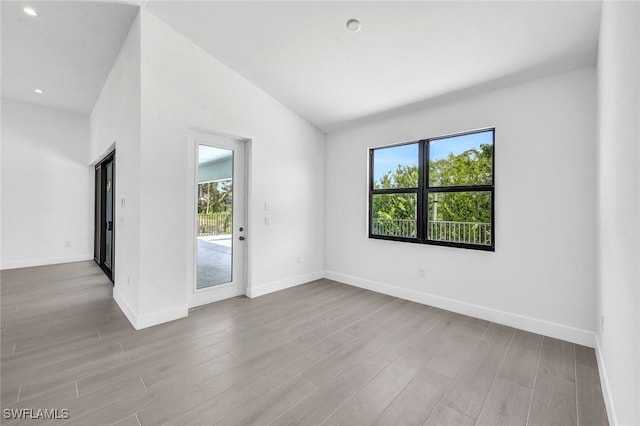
<box><xmin>188</xmin><ymin>131</ymin><xmax>246</xmax><ymax>308</ymax></box>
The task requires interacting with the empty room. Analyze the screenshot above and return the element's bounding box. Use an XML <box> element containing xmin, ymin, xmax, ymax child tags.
<box><xmin>1</xmin><ymin>1</ymin><xmax>638</xmax><ymax>425</ymax></box>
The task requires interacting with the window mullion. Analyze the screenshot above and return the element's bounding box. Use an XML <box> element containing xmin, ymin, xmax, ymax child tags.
<box><xmin>371</xmin><ymin>188</ymin><xmax>419</xmax><ymax>195</ymax></box>
<box><xmin>420</xmin><ymin>140</ymin><xmax>429</xmax><ymax>242</ymax></box>
<box><xmin>425</xmin><ymin>185</ymin><xmax>493</xmax><ymax>194</ymax></box>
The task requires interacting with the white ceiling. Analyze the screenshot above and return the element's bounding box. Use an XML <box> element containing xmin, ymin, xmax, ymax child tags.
<box><xmin>147</xmin><ymin>1</ymin><xmax>601</xmax><ymax>132</ymax></box>
<box><xmin>1</xmin><ymin>1</ymin><xmax>601</xmax><ymax>130</ymax></box>
<box><xmin>1</xmin><ymin>1</ymin><xmax>139</xmax><ymax>114</ymax></box>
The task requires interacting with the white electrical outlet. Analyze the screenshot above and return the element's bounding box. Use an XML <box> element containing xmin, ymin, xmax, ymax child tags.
<box><xmin>418</xmin><ymin>268</ymin><xmax>426</xmax><ymax>278</ymax></box>
<box><xmin>297</xmin><ymin>256</ymin><xmax>303</xmax><ymax>264</ymax></box>
<box><xmin>65</xmin><ymin>241</ymin><xmax>71</xmax><ymax>247</ymax></box>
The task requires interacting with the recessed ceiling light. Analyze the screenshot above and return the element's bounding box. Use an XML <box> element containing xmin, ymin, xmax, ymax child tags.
<box><xmin>346</xmin><ymin>19</ymin><xmax>361</xmax><ymax>33</ymax></box>
<box><xmin>34</xmin><ymin>89</ymin><xmax>44</xmax><ymax>94</ymax></box>
<box><xmin>23</xmin><ymin>7</ymin><xmax>38</xmax><ymax>16</ymax></box>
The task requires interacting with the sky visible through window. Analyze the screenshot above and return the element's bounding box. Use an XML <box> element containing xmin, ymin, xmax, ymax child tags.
<box><xmin>373</xmin><ymin>143</ymin><xmax>418</xmax><ymax>185</ymax></box>
<box><xmin>373</xmin><ymin>131</ymin><xmax>492</xmax><ymax>185</ymax></box>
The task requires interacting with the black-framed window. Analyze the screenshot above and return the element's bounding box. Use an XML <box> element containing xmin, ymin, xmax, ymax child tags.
<box><xmin>369</xmin><ymin>128</ymin><xmax>495</xmax><ymax>251</ymax></box>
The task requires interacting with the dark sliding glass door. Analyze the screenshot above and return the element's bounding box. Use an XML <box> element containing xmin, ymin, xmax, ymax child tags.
<box><xmin>95</xmin><ymin>153</ymin><xmax>115</xmax><ymax>281</ymax></box>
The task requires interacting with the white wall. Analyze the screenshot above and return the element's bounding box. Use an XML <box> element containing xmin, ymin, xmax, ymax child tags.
<box><xmin>1</xmin><ymin>99</ymin><xmax>92</xmax><ymax>269</ymax></box>
<box><xmin>596</xmin><ymin>2</ymin><xmax>640</xmax><ymax>425</ymax></box>
<box><xmin>90</xmin><ymin>13</ymin><xmax>141</xmax><ymax>323</ymax></box>
<box><xmin>325</xmin><ymin>67</ymin><xmax>597</xmax><ymax>346</ymax></box>
<box><xmin>132</xmin><ymin>10</ymin><xmax>324</xmax><ymax>323</ymax></box>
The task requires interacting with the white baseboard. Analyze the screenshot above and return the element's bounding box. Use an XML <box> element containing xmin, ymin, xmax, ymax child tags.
<box><xmin>324</xmin><ymin>270</ymin><xmax>596</xmax><ymax>347</ymax></box>
<box><xmin>113</xmin><ymin>289</ymin><xmax>187</xmax><ymax>330</ymax></box>
<box><xmin>113</xmin><ymin>289</ymin><xmax>139</xmax><ymax>329</ymax></box>
<box><xmin>247</xmin><ymin>270</ymin><xmax>325</xmax><ymax>298</ymax></box>
<box><xmin>594</xmin><ymin>335</ymin><xmax>619</xmax><ymax>426</ymax></box>
<box><xmin>136</xmin><ymin>304</ymin><xmax>188</xmax><ymax>330</ymax></box>
<box><xmin>1</xmin><ymin>254</ymin><xmax>94</xmax><ymax>270</ymax></box>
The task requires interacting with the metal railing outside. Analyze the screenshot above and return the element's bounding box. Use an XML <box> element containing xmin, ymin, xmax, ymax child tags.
<box><xmin>372</xmin><ymin>218</ymin><xmax>417</xmax><ymax>238</ymax></box>
<box><xmin>372</xmin><ymin>218</ymin><xmax>491</xmax><ymax>245</ymax></box>
<box><xmin>198</xmin><ymin>212</ymin><xmax>232</xmax><ymax>236</ymax></box>
<box><xmin>428</xmin><ymin>220</ymin><xmax>491</xmax><ymax>245</ymax></box>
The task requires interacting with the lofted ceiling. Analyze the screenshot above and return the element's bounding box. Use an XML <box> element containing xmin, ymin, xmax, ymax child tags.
<box><xmin>1</xmin><ymin>1</ymin><xmax>139</xmax><ymax>114</ymax></box>
<box><xmin>146</xmin><ymin>1</ymin><xmax>601</xmax><ymax>131</ymax></box>
<box><xmin>1</xmin><ymin>1</ymin><xmax>601</xmax><ymax>131</ymax></box>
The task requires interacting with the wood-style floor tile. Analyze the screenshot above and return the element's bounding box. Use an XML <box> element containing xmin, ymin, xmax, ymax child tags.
<box><xmin>0</xmin><ymin>261</ymin><xmax>609</xmax><ymax>426</ymax></box>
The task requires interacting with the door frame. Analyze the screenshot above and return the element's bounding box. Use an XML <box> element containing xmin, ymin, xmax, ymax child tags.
<box><xmin>94</xmin><ymin>151</ymin><xmax>115</xmax><ymax>281</ymax></box>
<box><xmin>186</xmin><ymin>129</ymin><xmax>250</xmax><ymax>308</ymax></box>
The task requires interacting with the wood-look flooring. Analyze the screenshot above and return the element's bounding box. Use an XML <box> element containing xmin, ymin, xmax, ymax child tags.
<box><xmin>1</xmin><ymin>261</ymin><xmax>609</xmax><ymax>425</ymax></box>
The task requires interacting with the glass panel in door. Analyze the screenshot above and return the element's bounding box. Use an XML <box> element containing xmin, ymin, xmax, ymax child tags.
<box><xmin>104</xmin><ymin>162</ymin><xmax>113</xmax><ymax>268</ymax></box>
<box><xmin>197</xmin><ymin>145</ymin><xmax>233</xmax><ymax>289</ymax></box>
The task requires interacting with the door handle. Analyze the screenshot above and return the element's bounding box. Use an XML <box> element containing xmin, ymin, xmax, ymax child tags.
<box><xmin>239</xmin><ymin>236</ymin><xmax>245</xmax><ymax>241</ymax></box>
